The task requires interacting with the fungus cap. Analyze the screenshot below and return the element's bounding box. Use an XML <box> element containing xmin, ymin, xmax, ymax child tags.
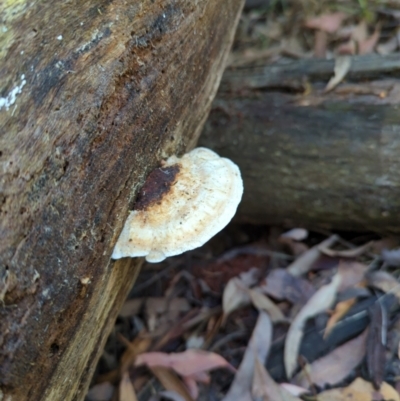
<box><xmin>112</xmin><ymin>147</ymin><xmax>243</xmax><ymax>263</ymax></box>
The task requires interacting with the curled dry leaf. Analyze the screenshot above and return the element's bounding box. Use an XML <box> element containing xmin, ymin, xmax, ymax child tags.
<box><xmin>366</xmin><ymin>271</ymin><xmax>400</xmax><ymax>301</ymax></box>
<box><xmin>223</xmin><ymin>312</ymin><xmax>272</xmax><ymax>401</ymax></box>
<box><xmin>135</xmin><ymin>349</ymin><xmax>235</xmax><ymax>378</ymax></box>
<box><xmin>262</xmin><ymin>268</ymin><xmax>315</xmax><ymax>305</ymax></box>
<box><xmin>294</xmin><ymin>329</ymin><xmax>368</xmax><ymax>388</ymax></box>
<box><xmin>324</xmin><ymin>297</ymin><xmax>357</xmax><ymax>338</ymax></box>
<box><xmin>337</xmin><ymin>21</ymin><xmax>380</xmax><ymax>56</ymax></box>
<box><xmin>182</xmin><ymin>371</ymin><xmax>212</xmax><ymax>399</ymax></box>
<box><xmin>120</xmin><ymin>335</ymin><xmax>152</xmax><ymax>373</ymax></box>
<box><xmin>280</xmin><ymin>383</ymin><xmax>309</xmax><ymax>397</ymax></box>
<box><xmin>222</xmin><ymin>267</ymin><xmax>261</xmax><ymax>320</ymax></box>
<box><xmin>317</xmin><ymin>377</ymin><xmax>400</xmax><ymax>401</ymax></box>
<box><xmin>248</xmin><ymin>289</ymin><xmax>288</xmax><ymax>323</ymax></box>
<box><xmin>287</xmin><ymin>235</ymin><xmax>338</xmax><ymax>276</ymax></box>
<box><xmin>319</xmin><ymin>241</ymin><xmax>372</xmax><ymax>258</ymax></box>
<box><xmin>284</xmin><ymin>273</ymin><xmax>342</xmax><ymax>378</ymax></box>
<box><xmin>305</xmin><ymin>12</ymin><xmax>347</xmax><ymax>34</ymax></box>
<box><xmin>150</xmin><ymin>367</ymin><xmax>194</xmax><ymax>401</ymax></box>
<box><xmin>252</xmin><ymin>358</ymin><xmax>302</xmax><ymax>401</ymax></box>
<box><xmin>119</xmin><ymin>372</ymin><xmax>138</xmax><ymax>401</ymax></box>
<box><xmin>325</xmin><ymin>56</ymin><xmax>352</xmax><ymax>92</ymax></box>
<box><xmin>222</xmin><ymin>277</ymin><xmax>251</xmax><ymax>319</ymax></box>
<box><xmin>359</xmin><ymin>27</ymin><xmax>380</xmax><ymax>55</ymax></box>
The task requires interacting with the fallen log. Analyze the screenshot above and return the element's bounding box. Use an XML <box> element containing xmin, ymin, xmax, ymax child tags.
<box><xmin>0</xmin><ymin>0</ymin><xmax>244</xmax><ymax>400</ymax></box>
<box><xmin>200</xmin><ymin>54</ymin><xmax>400</xmax><ymax>232</ymax></box>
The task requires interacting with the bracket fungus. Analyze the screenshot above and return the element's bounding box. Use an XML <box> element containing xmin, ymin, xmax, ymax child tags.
<box><xmin>112</xmin><ymin>147</ymin><xmax>243</xmax><ymax>263</ymax></box>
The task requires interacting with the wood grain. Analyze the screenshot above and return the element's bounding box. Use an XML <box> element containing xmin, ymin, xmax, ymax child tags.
<box><xmin>201</xmin><ymin>54</ymin><xmax>400</xmax><ymax>232</ymax></box>
<box><xmin>0</xmin><ymin>0</ymin><xmax>244</xmax><ymax>399</ymax></box>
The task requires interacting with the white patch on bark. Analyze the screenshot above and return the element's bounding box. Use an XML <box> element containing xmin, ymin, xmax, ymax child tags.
<box><xmin>0</xmin><ymin>75</ymin><xmax>27</xmax><ymax>111</ymax></box>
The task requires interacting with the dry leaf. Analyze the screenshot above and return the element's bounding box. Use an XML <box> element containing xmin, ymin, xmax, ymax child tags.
<box><xmin>284</xmin><ymin>273</ymin><xmax>341</xmax><ymax>378</ymax></box>
<box><xmin>337</xmin><ymin>260</ymin><xmax>367</xmax><ymax>292</ymax></box>
<box><xmin>294</xmin><ymin>329</ymin><xmax>368</xmax><ymax>388</ymax></box>
<box><xmin>135</xmin><ymin>349</ymin><xmax>235</xmax><ymax>378</ymax></box>
<box><xmin>262</xmin><ymin>268</ymin><xmax>315</xmax><ymax>305</ymax></box>
<box><xmin>287</xmin><ymin>235</ymin><xmax>338</xmax><ymax>276</ymax></box>
<box><xmin>325</xmin><ymin>56</ymin><xmax>352</xmax><ymax>92</ymax></box>
<box><xmin>381</xmin><ymin>248</ymin><xmax>400</xmax><ymax>267</ymax></box>
<box><xmin>372</xmin><ymin>237</ymin><xmax>400</xmax><ymax>254</ymax></box>
<box><xmin>398</xmin><ymin>338</ymin><xmax>400</xmax><ymax>359</ymax></box>
<box><xmin>86</xmin><ymin>382</ymin><xmax>115</xmax><ymax>401</ymax></box>
<box><xmin>366</xmin><ymin>271</ymin><xmax>400</xmax><ymax>300</ymax></box>
<box><xmin>120</xmin><ymin>335</ymin><xmax>152</xmax><ymax>373</ymax></box>
<box><xmin>157</xmin><ymin>391</ymin><xmax>187</xmax><ymax>401</ymax></box>
<box><xmin>222</xmin><ymin>277</ymin><xmax>251</xmax><ymax>319</ymax></box>
<box><xmin>248</xmin><ymin>289</ymin><xmax>288</xmax><ymax>323</ymax></box>
<box><xmin>146</xmin><ymin>297</ymin><xmax>191</xmax><ymax>332</ymax></box>
<box><xmin>338</xmin><ymin>21</ymin><xmax>380</xmax><ymax>55</ymax></box>
<box><xmin>305</xmin><ymin>12</ymin><xmax>347</xmax><ymax>34</ymax></box>
<box><xmin>319</xmin><ymin>242</ymin><xmax>372</xmax><ymax>258</ymax></box>
<box><xmin>367</xmin><ymin>302</ymin><xmax>387</xmax><ymax>389</ymax></box>
<box><xmin>314</xmin><ymin>30</ymin><xmax>327</xmax><ymax>58</ymax></box>
<box><xmin>119</xmin><ymin>299</ymin><xmax>144</xmax><ymax>318</ymax></box>
<box><xmin>182</xmin><ymin>375</ymin><xmax>205</xmax><ymax>400</ymax></box>
<box><xmin>227</xmin><ymin>46</ymin><xmax>281</xmax><ymax>68</ymax></box>
<box><xmin>280</xmin><ymin>383</ymin><xmax>309</xmax><ymax>397</ymax></box>
<box><xmin>377</xmin><ymin>29</ymin><xmax>400</xmax><ymax>55</ymax></box>
<box><xmin>252</xmin><ymin>358</ymin><xmax>302</xmax><ymax>401</ymax></box>
<box><xmin>317</xmin><ymin>377</ymin><xmax>400</xmax><ymax>401</ymax></box>
<box><xmin>223</xmin><ymin>312</ymin><xmax>272</xmax><ymax>401</ymax></box>
<box><xmin>359</xmin><ymin>27</ymin><xmax>380</xmax><ymax>55</ymax></box>
<box><xmin>280</xmin><ymin>36</ymin><xmax>308</xmax><ymax>59</ymax></box>
<box><xmin>280</xmin><ymin>228</ymin><xmax>308</xmax><ymax>241</ymax></box>
<box><xmin>324</xmin><ymin>298</ymin><xmax>356</xmax><ymax>338</ymax></box>
<box><xmin>119</xmin><ymin>372</ymin><xmax>138</xmax><ymax>401</ymax></box>
<box><xmin>279</xmin><ymin>230</ymin><xmax>309</xmax><ymax>257</ymax></box>
<box><xmin>239</xmin><ymin>267</ymin><xmax>261</xmax><ymax>287</ymax></box>
<box><xmin>150</xmin><ymin>367</ymin><xmax>194</xmax><ymax>401</ymax></box>
<box><xmin>352</xmin><ymin>20</ymin><xmax>369</xmax><ymax>43</ymax></box>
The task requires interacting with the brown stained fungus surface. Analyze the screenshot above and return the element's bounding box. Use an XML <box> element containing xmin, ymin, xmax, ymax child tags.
<box><xmin>112</xmin><ymin>148</ymin><xmax>243</xmax><ymax>263</ymax></box>
<box><xmin>134</xmin><ymin>164</ymin><xmax>181</xmax><ymax>212</ymax></box>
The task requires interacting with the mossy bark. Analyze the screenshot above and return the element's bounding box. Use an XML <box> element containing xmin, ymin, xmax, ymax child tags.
<box><xmin>0</xmin><ymin>0</ymin><xmax>244</xmax><ymax>400</ymax></box>
<box><xmin>200</xmin><ymin>54</ymin><xmax>400</xmax><ymax>232</ymax></box>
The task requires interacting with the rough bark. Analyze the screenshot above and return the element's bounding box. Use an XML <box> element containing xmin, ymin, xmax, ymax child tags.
<box><xmin>200</xmin><ymin>54</ymin><xmax>400</xmax><ymax>232</ymax></box>
<box><xmin>0</xmin><ymin>1</ymin><xmax>244</xmax><ymax>400</ymax></box>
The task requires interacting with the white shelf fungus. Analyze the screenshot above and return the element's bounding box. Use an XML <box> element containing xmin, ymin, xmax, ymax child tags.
<box><xmin>112</xmin><ymin>147</ymin><xmax>243</xmax><ymax>263</ymax></box>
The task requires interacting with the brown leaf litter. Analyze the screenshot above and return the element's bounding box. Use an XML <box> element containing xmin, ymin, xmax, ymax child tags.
<box><xmin>86</xmin><ymin>2</ymin><xmax>400</xmax><ymax>400</ymax></box>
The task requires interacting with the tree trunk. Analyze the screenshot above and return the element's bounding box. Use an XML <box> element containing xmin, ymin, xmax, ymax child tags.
<box><xmin>0</xmin><ymin>1</ymin><xmax>244</xmax><ymax>400</ymax></box>
<box><xmin>200</xmin><ymin>54</ymin><xmax>400</xmax><ymax>233</ymax></box>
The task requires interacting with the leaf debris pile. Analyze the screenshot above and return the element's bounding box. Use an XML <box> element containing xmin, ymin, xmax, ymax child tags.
<box><xmin>86</xmin><ymin>2</ymin><xmax>400</xmax><ymax>400</ymax></box>
<box><xmin>87</xmin><ymin>224</ymin><xmax>400</xmax><ymax>401</ymax></box>
<box><xmin>230</xmin><ymin>0</ymin><xmax>400</xmax><ymax>68</ymax></box>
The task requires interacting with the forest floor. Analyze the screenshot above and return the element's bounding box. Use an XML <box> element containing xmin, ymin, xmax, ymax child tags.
<box><xmin>86</xmin><ymin>1</ymin><xmax>400</xmax><ymax>401</ymax></box>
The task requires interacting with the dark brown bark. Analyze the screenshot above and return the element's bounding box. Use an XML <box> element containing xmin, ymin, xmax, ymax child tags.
<box><xmin>0</xmin><ymin>1</ymin><xmax>244</xmax><ymax>400</ymax></box>
<box><xmin>200</xmin><ymin>54</ymin><xmax>400</xmax><ymax>233</ymax></box>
